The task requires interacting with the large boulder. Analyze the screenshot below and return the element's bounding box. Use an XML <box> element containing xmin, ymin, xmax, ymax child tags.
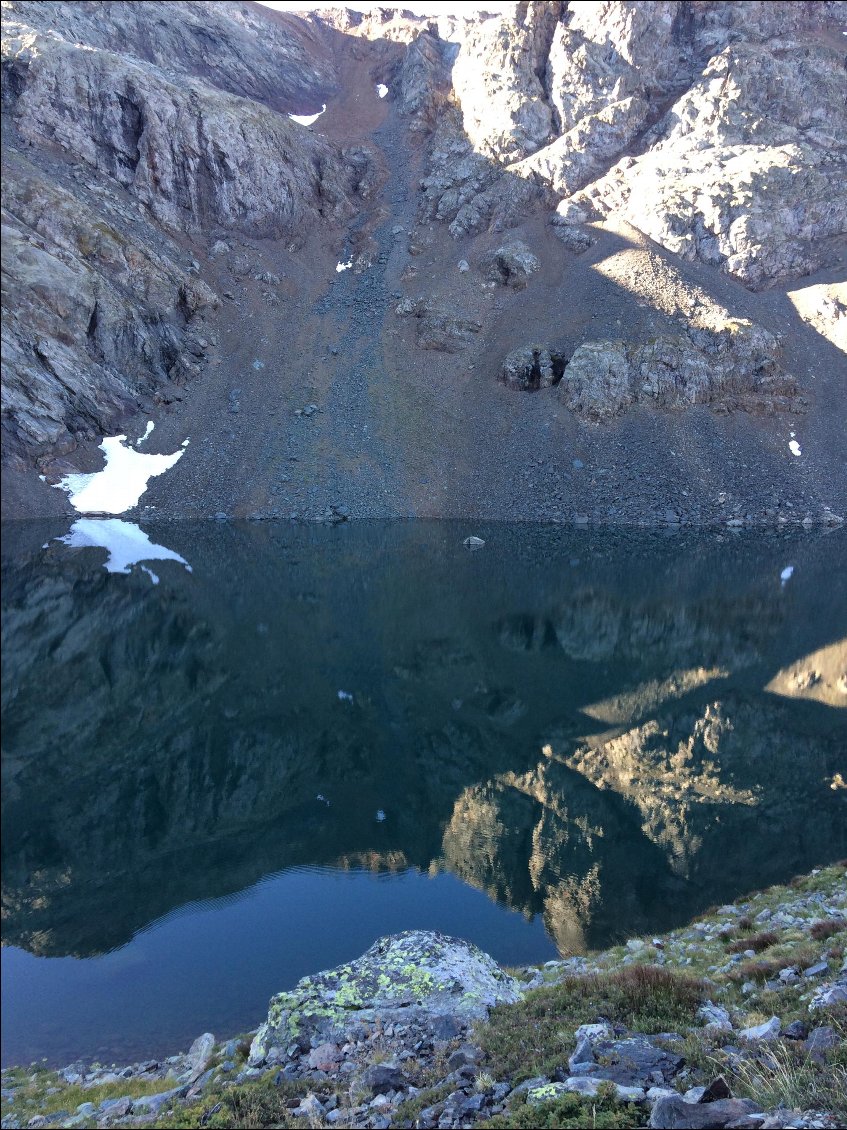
<box><xmin>248</xmin><ymin>931</ymin><xmax>522</xmax><ymax>1066</ymax></box>
<box><xmin>501</xmin><ymin>345</ymin><xmax>566</xmax><ymax>391</ymax></box>
<box><xmin>557</xmin><ymin>319</ymin><xmax>796</xmax><ymax>421</ymax></box>
<box><xmin>480</xmin><ymin>240</ymin><xmax>540</xmax><ymax>288</ymax></box>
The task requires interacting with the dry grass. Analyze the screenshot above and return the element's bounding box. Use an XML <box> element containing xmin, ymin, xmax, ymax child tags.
<box><xmin>726</xmin><ymin>930</ymin><xmax>778</xmax><ymax>955</ymax></box>
<box><xmin>811</xmin><ymin>918</ymin><xmax>845</xmax><ymax>942</ymax></box>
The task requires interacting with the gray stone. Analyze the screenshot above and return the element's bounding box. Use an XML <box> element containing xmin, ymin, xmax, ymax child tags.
<box><xmin>446</xmin><ymin>1047</ymin><xmax>479</xmax><ymax>1072</ymax></box>
<box><xmin>463</xmin><ymin>536</ymin><xmax>485</xmax><ymax>550</ymax></box>
<box><xmin>362</xmin><ymin>1063</ymin><xmax>406</xmax><ymax>1095</ymax></box>
<box><xmin>586</xmin><ymin>1034</ymin><xmax>684</xmax><ymax>1086</ymax></box>
<box><xmin>480</xmin><ymin>241</ymin><xmax>539</xmax><ymax>289</ymax></box>
<box><xmin>529</xmin><ymin>1078</ymin><xmax>644</xmax><ymax>1104</ymax></box>
<box><xmin>697</xmin><ymin>1003</ymin><xmax>732</xmax><ymax>1031</ymax></box>
<box><xmin>803</xmin><ymin>961</ymin><xmax>829</xmax><ymax>978</ymax></box>
<box><xmin>739</xmin><ymin>1017</ymin><xmax>781</xmax><ymax>1042</ymax></box>
<box><xmin>130</xmin><ymin>1087</ymin><xmax>185</xmax><ymax>1116</ymax></box>
<box><xmin>804</xmin><ymin>1025</ymin><xmax>838</xmax><ymax>1054</ymax></box>
<box><xmin>307</xmin><ymin>1043</ymin><xmax>342</xmax><ymax>1071</ymax></box>
<box><xmin>97</xmin><ymin>1097</ymin><xmax>132</xmax><ymax>1118</ymax></box>
<box><xmin>294</xmin><ymin>1093</ymin><xmax>324</xmax><ymax>1120</ymax></box>
<box><xmin>186</xmin><ymin>1032</ymin><xmax>215</xmax><ymax>1079</ymax></box>
<box><xmin>649</xmin><ymin>1095</ymin><xmax>763</xmax><ymax>1129</ymax></box>
<box><xmin>809</xmin><ymin>980</ymin><xmax>847</xmax><ymax>1010</ymax></box>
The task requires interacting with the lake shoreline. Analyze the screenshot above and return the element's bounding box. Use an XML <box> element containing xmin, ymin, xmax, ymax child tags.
<box><xmin>3</xmin><ymin>864</ymin><xmax>845</xmax><ymax>1129</ymax></box>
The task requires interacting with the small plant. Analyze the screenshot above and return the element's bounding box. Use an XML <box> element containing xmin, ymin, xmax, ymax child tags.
<box><xmin>475</xmin><ymin>1070</ymin><xmax>496</xmax><ymax>1092</ymax></box>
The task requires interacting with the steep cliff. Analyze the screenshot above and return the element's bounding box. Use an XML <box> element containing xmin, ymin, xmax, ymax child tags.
<box><xmin>1</xmin><ymin>1</ymin><xmax>845</xmax><ymax>521</ymax></box>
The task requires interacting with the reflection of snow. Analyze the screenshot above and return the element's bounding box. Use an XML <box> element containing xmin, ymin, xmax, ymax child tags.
<box><xmin>58</xmin><ymin>518</ymin><xmax>191</xmax><ymax>578</ymax></box>
<box><xmin>376</xmin><ymin>84</ymin><xmax>388</xmax><ymax>99</ymax></box>
<box><xmin>52</xmin><ymin>434</ymin><xmax>189</xmax><ymax>514</ymax></box>
<box><xmin>288</xmin><ymin>104</ymin><xmax>326</xmax><ymax>126</ymax></box>
<box><xmin>337</xmin><ymin>690</ymin><xmax>354</xmax><ymax>702</ymax></box>
<box><xmin>376</xmin><ymin>809</ymin><xmax>386</xmax><ymax>822</ymax></box>
<box><xmin>336</xmin><ymin>259</ymin><xmax>353</xmax><ymax>273</ymax></box>
<box><xmin>789</xmin><ymin>439</ymin><xmax>802</xmax><ymax>457</ymax></box>
<box><xmin>780</xmin><ymin>565</ymin><xmax>794</xmax><ymax>585</ymax></box>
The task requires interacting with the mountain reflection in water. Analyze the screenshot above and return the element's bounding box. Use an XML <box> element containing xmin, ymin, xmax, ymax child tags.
<box><xmin>2</xmin><ymin>521</ymin><xmax>845</xmax><ymax>1066</ymax></box>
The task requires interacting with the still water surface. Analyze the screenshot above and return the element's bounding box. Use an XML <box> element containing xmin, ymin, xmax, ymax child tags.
<box><xmin>2</xmin><ymin>521</ymin><xmax>845</xmax><ymax>1066</ymax></box>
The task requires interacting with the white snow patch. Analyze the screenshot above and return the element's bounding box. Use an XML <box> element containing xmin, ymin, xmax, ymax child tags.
<box><xmin>288</xmin><ymin>104</ymin><xmax>326</xmax><ymax>126</ymax></box>
<box><xmin>139</xmin><ymin>565</ymin><xmax>160</xmax><ymax>584</ymax></box>
<box><xmin>789</xmin><ymin>439</ymin><xmax>802</xmax><ymax>457</ymax></box>
<box><xmin>52</xmin><ymin>434</ymin><xmax>189</xmax><ymax>514</ymax></box>
<box><xmin>376</xmin><ymin>84</ymin><xmax>388</xmax><ymax>99</ymax></box>
<box><xmin>338</xmin><ymin>690</ymin><xmax>354</xmax><ymax>702</ymax></box>
<box><xmin>780</xmin><ymin>565</ymin><xmax>794</xmax><ymax>585</ymax></box>
<box><xmin>57</xmin><ymin>518</ymin><xmax>191</xmax><ymax>577</ymax></box>
<box><xmin>336</xmin><ymin>259</ymin><xmax>353</xmax><ymax>273</ymax></box>
<box><xmin>135</xmin><ymin>420</ymin><xmax>155</xmax><ymax>447</ymax></box>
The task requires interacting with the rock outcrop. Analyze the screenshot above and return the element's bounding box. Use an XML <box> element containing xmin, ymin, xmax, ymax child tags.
<box><xmin>1</xmin><ymin>153</ymin><xmax>218</xmax><ymax>461</ymax></box>
<box><xmin>248</xmin><ymin>931</ymin><xmax>521</xmax><ymax>1067</ymax></box>
<box><xmin>557</xmin><ymin>319</ymin><xmax>797</xmax><ymax>421</ymax></box>
<box><xmin>501</xmin><ymin>344</ymin><xmax>565</xmax><ymax>391</ymax></box>
<box><xmin>0</xmin><ymin>0</ymin><xmax>364</xmax><ymax>465</ymax></box>
<box><xmin>414</xmin><ymin>0</ymin><xmax>847</xmax><ymax>287</ymax></box>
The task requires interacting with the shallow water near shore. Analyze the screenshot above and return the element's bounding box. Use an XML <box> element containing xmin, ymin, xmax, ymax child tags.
<box><xmin>2</xmin><ymin>520</ymin><xmax>845</xmax><ymax>1068</ymax></box>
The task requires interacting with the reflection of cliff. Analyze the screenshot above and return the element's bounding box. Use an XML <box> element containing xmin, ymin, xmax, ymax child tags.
<box><xmin>2</xmin><ymin>522</ymin><xmax>846</xmax><ymax>957</ymax></box>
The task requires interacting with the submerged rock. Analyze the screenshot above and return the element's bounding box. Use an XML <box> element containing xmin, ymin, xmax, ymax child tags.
<box><xmin>248</xmin><ymin>930</ymin><xmax>521</xmax><ymax>1066</ymax></box>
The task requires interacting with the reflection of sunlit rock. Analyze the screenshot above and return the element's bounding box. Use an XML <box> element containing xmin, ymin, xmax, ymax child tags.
<box><xmin>562</xmin><ymin>697</ymin><xmax>841</xmax><ymax>878</ymax></box>
<box><xmin>540</xmin><ymin>866</ymin><xmax>602</xmax><ymax>956</ymax></box>
<box><xmin>582</xmin><ymin>666</ymin><xmax>726</xmax><ymax>724</ymax></box>
<box><xmin>765</xmin><ymin>640</ymin><xmax>847</xmax><ymax>708</ymax></box>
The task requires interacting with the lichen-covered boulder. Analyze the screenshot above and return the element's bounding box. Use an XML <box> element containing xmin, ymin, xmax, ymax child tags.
<box><xmin>248</xmin><ymin>930</ymin><xmax>522</xmax><ymax>1066</ymax></box>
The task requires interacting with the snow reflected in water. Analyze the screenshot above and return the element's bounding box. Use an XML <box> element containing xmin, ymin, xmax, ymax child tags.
<box><xmin>57</xmin><ymin>518</ymin><xmax>191</xmax><ymax>578</ymax></box>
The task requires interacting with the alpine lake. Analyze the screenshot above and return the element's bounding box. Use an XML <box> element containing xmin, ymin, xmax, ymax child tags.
<box><xmin>2</xmin><ymin>520</ymin><xmax>845</xmax><ymax>1067</ymax></box>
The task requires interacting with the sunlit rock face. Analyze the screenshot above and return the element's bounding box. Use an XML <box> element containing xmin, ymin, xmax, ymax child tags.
<box><xmin>566</xmin><ymin>39</ymin><xmax>847</xmax><ymax>287</ymax></box>
<box><xmin>422</xmin><ymin>0</ymin><xmax>846</xmax><ymax>286</ymax></box>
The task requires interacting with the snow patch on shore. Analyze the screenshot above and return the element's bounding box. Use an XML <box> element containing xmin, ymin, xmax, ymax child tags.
<box><xmin>289</xmin><ymin>105</ymin><xmax>326</xmax><ymax>126</ymax></box>
<box><xmin>52</xmin><ymin>434</ymin><xmax>189</xmax><ymax>514</ymax></box>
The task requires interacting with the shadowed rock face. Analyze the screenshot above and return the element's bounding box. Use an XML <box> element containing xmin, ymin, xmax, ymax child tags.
<box><xmin>3</xmin><ymin>522</ymin><xmax>845</xmax><ymax>960</ymax></box>
<box><xmin>0</xmin><ymin>0</ymin><xmax>359</xmax><ymax>463</ymax></box>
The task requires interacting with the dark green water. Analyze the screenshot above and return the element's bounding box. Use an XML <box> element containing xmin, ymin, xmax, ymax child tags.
<box><xmin>2</xmin><ymin>520</ymin><xmax>845</xmax><ymax>1067</ymax></box>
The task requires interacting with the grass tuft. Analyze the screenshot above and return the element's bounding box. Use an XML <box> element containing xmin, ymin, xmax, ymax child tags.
<box><xmin>726</xmin><ymin>930</ymin><xmax>778</xmax><ymax>954</ymax></box>
<box><xmin>477</xmin><ymin>966</ymin><xmax>705</xmax><ymax>1082</ymax></box>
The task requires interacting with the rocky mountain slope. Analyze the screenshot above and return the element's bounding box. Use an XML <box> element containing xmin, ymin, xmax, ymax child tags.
<box><xmin>1</xmin><ymin>0</ymin><xmax>845</xmax><ymax>521</ymax></box>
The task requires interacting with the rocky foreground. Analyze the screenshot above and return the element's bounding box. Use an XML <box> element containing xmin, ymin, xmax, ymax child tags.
<box><xmin>2</xmin><ymin>864</ymin><xmax>845</xmax><ymax>1130</ymax></box>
